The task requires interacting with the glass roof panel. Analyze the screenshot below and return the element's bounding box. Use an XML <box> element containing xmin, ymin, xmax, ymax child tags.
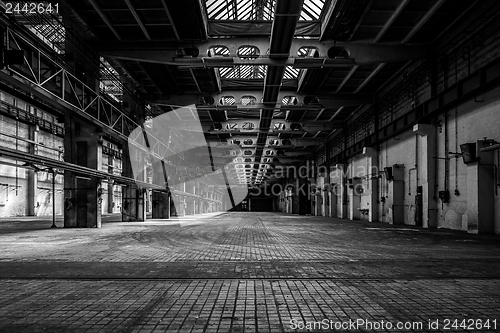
<box><xmin>301</xmin><ymin>0</ymin><xmax>325</xmax><ymax>20</ymax></box>
<box><xmin>284</xmin><ymin>66</ymin><xmax>300</xmax><ymax>79</ymax></box>
<box><xmin>11</xmin><ymin>10</ymin><xmax>65</xmax><ymax>54</ymax></box>
<box><xmin>206</xmin><ymin>0</ymin><xmax>276</xmax><ymax>20</ymax></box>
<box><xmin>205</xmin><ymin>0</ymin><xmax>325</xmax><ymax>21</ymax></box>
<box><xmin>219</xmin><ymin>65</ymin><xmax>267</xmax><ymax>79</ymax></box>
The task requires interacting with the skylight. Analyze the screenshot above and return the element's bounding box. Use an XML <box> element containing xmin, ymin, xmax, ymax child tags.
<box><xmin>11</xmin><ymin>10</ymin><xmax>65</xmax><ymax>54</ymax></box>
<box><xmin>219</xmin><ymin>65</ymin><xmax>267</xmax><ymax>79</ymax></box>
<box><xmin>205</xmin><ymin>0</ymin><xmax>325</xmax><ymax>21</ymax></box>
<box><xmin>301</xmin><ymin>0</ymin><xmax>325</xmax><ymax>20</ymax></box>
<box><xmin>284</xmin><ymin>66</ymin><xmax>300</xmax><ymax>79</ymax></box>
<box><xmin>206</xmin><ymin>0</ymin><xmax>276</xmax><ymax>20</ymax></box>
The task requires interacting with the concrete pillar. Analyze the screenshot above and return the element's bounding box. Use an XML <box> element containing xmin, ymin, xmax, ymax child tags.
<box><xmin>119</xmin><ymin>73</ymin><xmax>149</xmax><ymax>222</ymax></box>
<box><xmin>150</xmin><ymin>156</ymin><xmax>170</xmax><ymax>219</ymax></box>
<box><xmin>389</xmin><ymin>164</ymin><xmax>405</xmax><ymax>225</ymax></box>
<box><xmin>323</xmin><ymin>191</ymin><xmax>329</xmax><ymax>217</ymax></box>
<box><xmin>298</xmin><ymin>176</ymin><xmax>307</xmax><ymax>215</ymax></box>
<box><xmin>27</xmin><ymin>124</ymin><xmax>39</xmax><ymax>216</ymax></box>
<box><xmin>348</xmin><ymin>178</ymin><xmax>361</xmax><ymax>220</ymax></box>
<box><xmin>106</xmin><ymin>181</ymin><xmax>114</xmax><ymax>213</ymax></box>
<box><xmin>317</xmin><ymin>176</ymin><xmax>325</xmax><ymax>216</ymax></box>
<box><xmin>367</xmin><ymin>176</ymin><xmax>379</xmax><ymax>222</ymax></box>
<box><xmin>106</xmin><ymin>154</ymin><xmax>114</xmax><ymax>213</ymax></box>
<box><xmin>152</xmin><ymin>191</ymin><xmax>170</xmax><ymax>219</ymax></box>
<box><xmin>463</xmin><ymin>140</ymin><xmax>496</xmax><ymax>233</ymax></box>
<box><xmin>121</xmin><ymin>145</ymin><xmax>146</xmax><ymax>222</ymax></box>
<box><xmin>334</xmin><ymin>166</ymin><xmax>348</xmax><ymax>219</ymax></box>
<box><xmin>361</xmin><ymin>147</ymin><xmax>379</xmax><ymax>222</ymax></box>
<box><xmin>63</xmin><ymin>116</ymin><xmax>103</xmax><ymax>228</ymax></box>
<box><xmin>413</xmin><ymin>124</ymin><xmax>438</xmax><ymax>228</ymax></box>
<box><xmin>180</xmin><ymin>196</ymin><xmax>186</xmax><ymax>216</ymax></box>
<box><xmin>329</xmin><ymin>186</ymin><xmax>337</xmax><ymax>218</ymax></box>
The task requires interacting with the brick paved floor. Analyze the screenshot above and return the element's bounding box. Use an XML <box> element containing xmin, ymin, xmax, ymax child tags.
<box><xmin>0</xmin><ymin>212</ymin><xmax>499</xmax><ymax>332</ymax></box>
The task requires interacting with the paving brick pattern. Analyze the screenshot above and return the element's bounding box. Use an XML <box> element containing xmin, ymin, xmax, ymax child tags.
<box><xmin>0</xmin><ymin>279</ymin><xmax>498</xmax><ymax>332</ymax></box>
<box><xmin>0</xmin><ymin>212</ymin><xmax>499</xmax><ymax>332</ymax></box>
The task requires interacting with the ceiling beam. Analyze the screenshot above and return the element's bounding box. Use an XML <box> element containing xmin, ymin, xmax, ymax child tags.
<box><xmin>193</xmin><ymin>101</ymin><xmax>371</xmax><ymax>111</ymax></box>
<box><xmin>319</xmin><ymin>0</ymin><xmax>342</xmax><ymax>40</ymax></box>
<box><xmin>373</xmin><ymin>0</ymin><xmax>411</xmax><ymax>43</ymax></box>
<box><xmin>87</xmin><ymin>0</ymin><xmax>121</xmax><ymax>41</ymax></box>
<box><xmin>354</xmin><ymin>63</ymin><xmax>385</xmax><ymax>94</ymax></box>
<box><xmin>313</xmin><ymin>109</ymin><xmax>325</xmax><ymax>121</ymax></box>
<box><xmin>146</xmin><ymin>92</ymin><xmax>373</xmax><ymax>111</ymax></box>
<box><xmin>99</xmin><ymin>39</ymin><xmax>429</xmax><ymax>66</ymax></box>
<box><xmin>189</xmin><ymin>69</ymin><xmax>202</xmax><ymax>93</ymax></box>
<box><xmin>160</xmin><ymin>0</ymin><xmax>180</xmax><ymax>40</ymax></box>
<box><xmin>328</xmin><ymin>107</ymin><xmax>344</xmax><ymax>122</ymax></box>
<box><xmin>124</xmin><ymin>0</ymin><xmax>151</xmax><ymax>41</ymax></box>
<box><xmin>402</xmin><ymin>0</ymin><xmax>447</xmax><ymax>43</ymax></box>
<box><xmin>347</xmin><ymin>0</ymin><xmax>374</xmax><ymax>41</ymax></box>
<box><xmin>335</xmin><ymin>65</ymin><xmax>359</xmax><ymax>93</ymax></box>
<box><xmin>159</xmin><ymin>0</ymin><xmax>208</xmax><ymax>40</ymax></box>
<box><xmin>432</xmin><ymin>0</ymin><xmax>482</xmax><ymax>44</ymax></box>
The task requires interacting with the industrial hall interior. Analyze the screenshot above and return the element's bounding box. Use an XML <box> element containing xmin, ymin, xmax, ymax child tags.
<box><xmin>0</xmin><ymin>0</ymin><xmax>499</xmax><ymax>332</ymax></box>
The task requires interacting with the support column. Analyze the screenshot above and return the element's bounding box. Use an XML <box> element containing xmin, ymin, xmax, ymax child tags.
<box><xmin>120</xmin><ymin>74</ymin><xmax>148</xmax><ymax>222</ymax></box>
<box><xmin>27</xmin><ymin>124</ymin><xmax>39</xmax><ymax>216</ymax></box>
<box><xmin>325</xmin><ymin>144</ymin><xmax>331</xmax><ymax>217</ymax></box>
<box><xmin>329</xmin><ymin>185</ymin><xmax>337</xmax><ymax>218</ymax></box>
<box><xmin>463</xmin><ymin>140</ymin><xmax>496</xmax><ymax>233</ymax></box>
<box><xmin>336</xmin><ymin>166</ymin><xmax>348</xmax><ymax>219</ymax></box>
<box><xmin>152</xmin><ymin>191</ymin><xmax>170</xmax><ymax>219</ymax></box>
<box><xmin>361</xmin><ymin>147</ymin><xmax>379</xmax><ymax>222</ymax></box>
<box><xmin>298</xmin><ymin>176</ymin><xmax>307</xmax><ymax>215</ymax></box>
<box><xmin>121</xmin><ymin>145</ymin><xmax>146</xmax><ymax>222</ymax></box>
<box><xmin>63</xmin><ymin>116</ymin><xmax>102</xmax><ymax>228</ymax></box>
<box><xmin>348</xmin><ymin>178</ymin><xmax>361</xmax><ymax>220</ymax></box>
<box><xmin>106</xmin><ymin>154</ymin><xmax>114</xmax><ymax>213</ymax></box>
<box><xmin>389</xmin><ymin>164</ymin><xmax>405</xmax><ymax>225</ymax></box>
<box><xmin>413</xmin><ymin>124</ymin><xmax>438</xmax><ymax>228</ymax></box>
<box><xmin>317</xmin><ymin>176</ymin><xmax>325</xmax><ymax>216</ymax></box>
<box><xmin>151</xmin><ymin>154</ymin><xmax>170</xmax><ymax>219</ymax></box>
<box><xmin>328</xmin><ymin>169</ymin><xmax>338</xmax><ymax>218</ymax></box>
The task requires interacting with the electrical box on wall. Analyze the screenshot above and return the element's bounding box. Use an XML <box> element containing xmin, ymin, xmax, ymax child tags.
<box><xmin>459</xmin><ymin>143</ymin><xmax>476</xmax><ymax>164</ymax></box>
<box><xmin>438</xmin><ymin>190</ymin><xmax>450</xmax><ymax>203</ymax></box>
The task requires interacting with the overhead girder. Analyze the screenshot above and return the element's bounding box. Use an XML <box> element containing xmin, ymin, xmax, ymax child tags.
<box><xmin>197</xmin><ymin>147</ymin><xmax>293</xmax><ymax>157</ymax></box>
<box><xmin>225</xmin><ymin>137</ymin><xmax>322</xmax><ymax>146</ymax></box>
<box><xmin>206</xmin><ymin>129</ymin><xmax>307</xmax><ymax>135</ymax></box>
<box><xmin>100</xmin><ymin>38</ymin><xmax>429</xmax><ymax>67</ymax></box>
<box><xmin>184</xmin><ymin>137</ymin><xmax>323</xmax><ymax>148</ymax></box>
<box><xmin>198</xmin><ymin>148</ymin><xmax>309</xmax><ymax>159</ymax></box>
<box><xmin>172</xmin><ymin>121</ymin><xmax>340</xmax><ymax>134</ymax></box>
<box><xmin>210</xmin><ymin>156</ymin><xmax>302</xmax><ymax>166</ymax></box>
<box><xmin>207</xmin><ymin>120</ymin><xmax>342</xmax><ymax>133</ymax></box>
<box><xmin>148</xmin><ymin>91</ymin><xmax>372</xmax><ymax>109</ymax></box>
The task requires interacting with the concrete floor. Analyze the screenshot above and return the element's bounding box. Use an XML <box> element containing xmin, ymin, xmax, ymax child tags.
<box><xmin>0</xmin><ymin>212</ymin><xmax>499</xmax><ymax>332</ymax></box>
